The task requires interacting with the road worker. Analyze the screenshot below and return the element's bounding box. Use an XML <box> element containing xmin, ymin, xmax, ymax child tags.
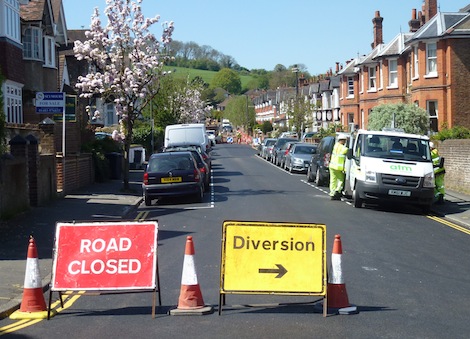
<box><xmin>430</xmin><ymin>142</ymin><xmax>445</xmax><ymax>204</ymax></box>
<box><xmin>329</xmin><ymin>135</ymin><xmax>348</xmax><ymax>200</ymax></box>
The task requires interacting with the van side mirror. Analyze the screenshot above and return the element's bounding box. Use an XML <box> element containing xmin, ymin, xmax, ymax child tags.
<box><xmin>439</xmin><ymin>157</ymin><xmax>445</xmax><ymax>168</ymax></box>
<box><xmin>346</xmin><ymin>149</ymin><xmax>353</xmax><ymax>159</ymax></box>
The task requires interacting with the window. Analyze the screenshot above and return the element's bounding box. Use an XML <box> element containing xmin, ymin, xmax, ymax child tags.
<box><xmin>426</xmin><ymin>42</ymin><xmax>437</xmax><ymax>76</ymax></box>
<box><xmin>388</xmin><ymin>59</ymin><xmax>398</xmax><ymax>87</ymax></box>
<box><xmin>427</xmin><ymin>100</ymin><xmax>438</xmax><ymax>132</ymax></box>
<box><xmin>43</xmin><ymin>36</ymin><xmax>55</xmax><ymax>67</ymax></box>
<box><xmin>413</xmin><ymin>46</ymin><xmax>419</xmax><ymax>78</ymax></box>
<box><xmin>2</xmin><ymin>0</ymin><xmax>21</xmax><ymax>43</ymax></box>
<box><xmin>347</xmin><ymin>76</ymin><xmax>354</xmax><ymax>97</ymax></box>
<box><xmin>379</xmin><ymin>61</ymin><xmax>383</xmax><ymax>89</ymax></box>
<box><xmin>2</xmin><ymin>81</ymin><xmax>23</xmax><ymax>124</ymax></box>
<box><xmin>368</xmin><ymin>66</ymin><xmax>376</xmax><ymax>91</ymax></box>
<box><xmin>23</xmin><ymin>27</ymin><xmax>42</xmax><ymax>60</ymax></box>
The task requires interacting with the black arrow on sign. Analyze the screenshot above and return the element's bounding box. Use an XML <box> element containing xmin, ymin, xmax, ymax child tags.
<box><xmin>258</xmin><ymin>264</ymin><xmax>287</xmax><ymax>278</ymax></box>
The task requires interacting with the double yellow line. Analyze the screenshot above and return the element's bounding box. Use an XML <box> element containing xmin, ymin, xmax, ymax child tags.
<box><xmin>427</xmin><ymin>215</ymin><xmax>470</xmax><ymax>235</ymax></box>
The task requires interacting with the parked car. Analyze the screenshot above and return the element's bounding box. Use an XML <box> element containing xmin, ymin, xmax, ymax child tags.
<box><xmin>142</xmin><ymin>151</ymin><xmax>204</xmax><ymax>206</ymax></box>
<box><xmin>206</xmin><ymin>130</ymin><xmax>217</xmax><ymax>146</ymax></box>
<box><xmin>259</xmin><ymin>138</ymin><xmax>277</xmax><ymax>160</ymax></box>
<box><xmin>278</xmin><ymin>141</ymin><xmax>298</xmax><ymax>168</ymax></box>
<box><xmin>284</xmin><ymin>143</ymin><xmax>317</xmax><ymax>173</ymax></box>
<box><xmin>306</xmin><ymin>136</ymin><xmax>335</xmax><ymax>186</ymax></box>
<box><xmin>163</xmin><ymin>146</ymin><xmax>210</xmax><ymax>191</ymax></box>
<box><xmin>271</xmin><ymin>138</ymin><xmax>298</xmax><ymax>166</ymax></box>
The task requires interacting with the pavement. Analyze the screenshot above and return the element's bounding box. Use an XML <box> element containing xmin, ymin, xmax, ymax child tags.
<box><xmin>0</xmin><ymin>171</ymin><xmax>469</xmax><ymax>319</ymax></box>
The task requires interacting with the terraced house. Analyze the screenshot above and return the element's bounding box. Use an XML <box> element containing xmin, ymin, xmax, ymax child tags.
<box><xmin>338</xmin><ymin>0</ymin><xmax>470</xmax><ymax>132</ymax></box>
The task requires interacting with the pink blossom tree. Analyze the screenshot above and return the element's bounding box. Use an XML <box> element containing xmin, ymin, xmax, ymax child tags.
<box><xmin>74</xmin><ymin>0</ymin><xmax>174</xmax><ymax>189</ymax></box>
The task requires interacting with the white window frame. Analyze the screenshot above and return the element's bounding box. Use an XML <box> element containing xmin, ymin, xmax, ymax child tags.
<box><xmin>347</xmin><ymin>76</ymin><xmax>354</xmax><ymax>97</ymax></box>
<box><xmin>23</xmin><ymin>26</ymin><xmax>42</xmax><ymax>60</ymax></box>
<box><xmin>368</xmin><ymin>66</ymin><xmax>376</xmax><ymax>91</ymax></box>
<box><xmin>426</xmin><ymin>42</ymin><xmax>437</xmax><ymax>77</ymax></box>
<box><xmin>413</xmin><ymin>46</ymin><xmax>419</xmax><ymax>79</ymax></box>
<box><xmin>43</xmin><ymin>35</ymin><xmax>56</xmax><ymax>68</ymax></box>
<box><xmin>427</xmin><ymin>100</ymin><xmax>438</xmax><ymax>132</ymax></box>
<box><xmin>1</xmin><ymin>0</ymin><xmax>21</xmax><ymax>43</ymax></box>
<box><xmin>388</xmin><ymin>59</ymin><xmax>398</xmax><ymax>88</ymax></box>
<box><xmin>378</xmin><ymin>61</ymin><xmax>383</xmax><ymax>90</ymax></box>
<box><xmin>2</xmin><ymin>80</ymin><xmax>23</xmax><ymax>124</ymax></box>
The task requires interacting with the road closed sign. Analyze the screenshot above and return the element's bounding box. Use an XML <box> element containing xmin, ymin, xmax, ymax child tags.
<box><xmin>52</xmin><ymin>221</ymin><xmax>158</xmax><ymax>291</ymax></box>
<box><xmin>220</xmin><ymin>221</ymin><xmax>326</xmax><ymax>295</ymax></box>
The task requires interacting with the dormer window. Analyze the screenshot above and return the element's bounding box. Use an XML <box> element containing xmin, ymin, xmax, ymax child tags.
<box><xmin>2</xmin><ymin>0</ymin><xmax>21</xmax><ymax>43</ymax></box>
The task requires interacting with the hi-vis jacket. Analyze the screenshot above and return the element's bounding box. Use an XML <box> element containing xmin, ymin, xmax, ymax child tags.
<box><xmin>329</xmin><ymin>142</ymin><xmax>348</xmax><ymax>171</ymax></box>
<box><xmin>431</xmin><ymin>148</ymin><xmax>445</xmax><ymax>175</ymax></box>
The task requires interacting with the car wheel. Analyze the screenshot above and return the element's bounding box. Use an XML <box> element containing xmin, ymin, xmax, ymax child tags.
<box><xmin>144</xmin><ymin>195</ymin><xmax>151</xmax><ymax>206</ymax></box>
<box><xmin>353</xmin><ymin>188</ymin><xmax>362</xmax><ymax>208</ymax></box>
<box><xmin>194</xmin><ymin>185</ymin><xmax>204</xmax><ymax>203</ymax></box>
<box><xmin>307</xmin><ymin>166</ymin><xmax>314</xmax><ymax>182</ymax></box>
<box><xmin>315</xmin><ymin>168</ymin><xmax>322</xmax><ymax>186</ymax></box>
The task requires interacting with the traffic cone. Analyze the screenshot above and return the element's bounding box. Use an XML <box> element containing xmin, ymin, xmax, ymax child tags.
<box><xmin>10</xmin><ymin>237</ymin><xmax>48</xmax><ymax>320</ymax></box>
<box><xmin>169</xmin><ymin>236</ymin><xmax>213</xmax><ymax>315</ymax></box>
<box><xmin>327</xmin><ymin>234</ymin><xmax>358</xmax><ymax>315</ymax></box>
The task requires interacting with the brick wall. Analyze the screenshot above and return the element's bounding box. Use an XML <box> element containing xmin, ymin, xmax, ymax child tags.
<box><xmin>437</xmin><ymin>139</ymin><xmax>470</xmax><ymax>194</ymax></box>
<box><xmin>56</xmin><ymin>154</ymin><xmax>94</xmax><ymax>194</ymax></box>
<box><xmin>0</xmin><ymin>39</ymin><xmax>24</xmax><ymax>83</ymax></box>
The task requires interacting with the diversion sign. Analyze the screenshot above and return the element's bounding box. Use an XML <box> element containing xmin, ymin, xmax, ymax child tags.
<box><xmin>51</xmin><ymin>221</ymin><xmax>158</xmax><ymax>291</ymax></box>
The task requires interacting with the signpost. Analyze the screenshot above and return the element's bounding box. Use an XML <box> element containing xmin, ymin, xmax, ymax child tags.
<box><xmin>219</xmin><ymin>221</ymin><xmax>327</xmax><ymax>316</ymax></box>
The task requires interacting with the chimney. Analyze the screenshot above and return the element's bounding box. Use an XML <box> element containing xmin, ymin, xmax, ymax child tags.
<box><xmin>372</xmin><ymin>11</ymin><xmax>384</xmax><ymax>49</ymax></box>
<box><xmin>424</xmin><ymin>0</ymin><xmax>438</xmax><ymax>23</ymax></box>
<box><xmin>409</xmin><ymin>8</ymin><xmax>421</xmax><ymax>32</ymax></box>
<box><xmin>335</xmin><ymin>62</ymin><xmax>340</xmax><ymax>74</ymax></box>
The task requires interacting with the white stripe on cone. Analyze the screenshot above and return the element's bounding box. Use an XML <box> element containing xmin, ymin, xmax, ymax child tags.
<box><xmin>328</xmin><ymin>253</ymin><xmax>344</xmax><ymax>284</ymax></box>
<box><xmin>181</xmin><ymin>254</ymin><xmax>198</xmax><ymax>285</ymax></box>
<box><xmin>24</xmin><ymin>257</ymin><xmax>42</xmax><ymax>288</ymax></box>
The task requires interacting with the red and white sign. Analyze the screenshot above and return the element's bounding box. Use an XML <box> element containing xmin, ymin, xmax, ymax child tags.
<box><xmin>51</xmin><ymin>221</ymin><xmax>158</xmax><ymax>291</ymax></box>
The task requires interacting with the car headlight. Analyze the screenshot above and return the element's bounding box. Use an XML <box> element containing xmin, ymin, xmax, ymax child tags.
<box><xmin>423</xmin><ymin>171</ymin><xmax>435</xmax><ymax>188</ymax></box>
<box><xmin>293</xmin><ymin>158</ymin><xmax>303</xmax><ymax>165</ymax></box>
<box><xmin>365</xmin><ymin>170</ymin><xmax>377</xmax><ymax>183</ymax></box>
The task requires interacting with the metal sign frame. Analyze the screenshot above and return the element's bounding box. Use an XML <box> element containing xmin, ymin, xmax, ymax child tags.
<box><xmin>47</xmin><ymin>221</ymin><xmax>160</xmax><ymax>319</ymax></box>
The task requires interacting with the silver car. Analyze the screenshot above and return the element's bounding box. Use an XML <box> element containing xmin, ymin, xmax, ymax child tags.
<box><xmin>284</xmin><ymin>143</ymin><xmax>317</xmax><ymax>173</ymax></box>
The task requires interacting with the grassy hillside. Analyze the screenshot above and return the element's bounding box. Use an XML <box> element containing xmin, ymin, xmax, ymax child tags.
<box><xmin>164</xmin><ymin>66</ymin><xmax>254</xmax><ymax>90</ymax></box>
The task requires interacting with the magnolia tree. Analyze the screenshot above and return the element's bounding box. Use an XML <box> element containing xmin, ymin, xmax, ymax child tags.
<box><xmin>74</xmin><ymin>0</ymin><xmax>174</xmax><ymax>189</ymax></box>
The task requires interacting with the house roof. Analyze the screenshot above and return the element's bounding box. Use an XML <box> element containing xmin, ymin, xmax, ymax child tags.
<box><xmin>358</xmin><ymin>44</ymin><xmax>384</xmax><ymax>66</ymax></box>
<box><xmin>338</xmin><ymin>57</ymin><xmax>363</xmax><ymax>76</ymax></box>
<box><xmin>374</xmin><ymin>33</ymin><xmax>413</xmax><ymax>59</ymax></box>
<box><xmin>20</xmin><ymin>0</ymin><xmax>48</xmax><ymax>22</ymax></box>
<box><xmin>407</xmin><ymin>11</ymin><xmax>470</xmax><ymax>43</ymax></box>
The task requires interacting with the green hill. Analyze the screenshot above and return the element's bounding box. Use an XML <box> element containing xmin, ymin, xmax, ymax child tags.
<box><xmin>164</xmin><ymin>66</ymin><xmax>254</xmax><ymax>90</ymax></box>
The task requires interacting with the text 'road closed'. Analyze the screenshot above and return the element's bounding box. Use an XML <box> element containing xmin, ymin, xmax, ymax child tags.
<box><xmin>52</xmin><ymin>222</ymin><xmax>158</xmax><ymax>291</ymax></box>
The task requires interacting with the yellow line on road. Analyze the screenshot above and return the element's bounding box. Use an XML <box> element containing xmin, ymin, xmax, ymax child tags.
<box><xmin>427</xmin><ymin>215</ymin><xmax>470</xmax><ymax>235</ymax></box>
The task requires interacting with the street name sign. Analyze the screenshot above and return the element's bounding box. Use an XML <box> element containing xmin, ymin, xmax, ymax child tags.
<box><xmin>220</xmin><ymin>221</ymin><xmax>326</xmax><ymax>295</ymax></box>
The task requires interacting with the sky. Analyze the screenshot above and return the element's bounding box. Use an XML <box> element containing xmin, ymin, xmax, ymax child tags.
<box><xmin>62</xmin><ymin>0</ymin><xmax>470</xmax><ymax>75</ymax></box>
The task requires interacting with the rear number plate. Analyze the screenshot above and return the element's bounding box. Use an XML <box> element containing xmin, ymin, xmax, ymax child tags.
<box><xmin>161</xmin><ymin>177</ymin><xmax>182</xmax><ymax>183</ymax></box>
<box><xmin>388</xmin><ymin>189</ymin><xmax>411</xmax><ymax>197</ymax></box>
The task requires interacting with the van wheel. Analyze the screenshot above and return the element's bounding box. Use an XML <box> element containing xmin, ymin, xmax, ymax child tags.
<box><xmin>421</xmin><ymin>204</ymin><xmax>431</xmax><ymax>214</ymax></box>
<box><xmin>315</xmin><ymin>168</ymin><xmax>322</xmax><ymax>186</ymax></box>
<box><xmin>353</xmin><ymin>188</ymin><xmax>362</xmax><ymax>208</ymax></box>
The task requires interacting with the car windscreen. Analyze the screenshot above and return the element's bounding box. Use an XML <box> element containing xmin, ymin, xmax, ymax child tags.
<box><xmin>358</xmin><ymin>134</ymin><xmax>431</xmax><ymax>162</ymax></box>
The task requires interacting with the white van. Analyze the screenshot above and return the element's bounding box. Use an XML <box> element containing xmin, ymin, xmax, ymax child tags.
<box><xmin>164</xmin><ymin>123</ymin><xmax>209</xmax><ymax>152</ymax></box>
<box><xmin>343</xmin><ymin>129</ymin><xmax>436</xmax><ymax>212</ymax></box>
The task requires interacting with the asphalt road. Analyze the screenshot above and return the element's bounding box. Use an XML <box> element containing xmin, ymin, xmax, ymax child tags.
<box><xmin>2</xmin><ymin>143</ymin><xmax>470</xmax><ymax>338</ymax></box>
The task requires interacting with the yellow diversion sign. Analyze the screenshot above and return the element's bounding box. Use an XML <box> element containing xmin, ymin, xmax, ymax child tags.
<box><xmin>220</xmin><ymin>221</ymin><xmax>326</xmax><ymax>295</ymax></box>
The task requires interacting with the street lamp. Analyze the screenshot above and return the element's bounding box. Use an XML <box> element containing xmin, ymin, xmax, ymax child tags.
<box><xmin>292</xmin><ymin>65</ymin><xmax>299</xmax><ymax>97</ymax></box>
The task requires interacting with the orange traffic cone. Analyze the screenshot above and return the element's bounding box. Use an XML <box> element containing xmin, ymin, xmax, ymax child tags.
<box><xmin>10</xmin><ymin>237</ymin><xmax>48</xmax><ymax>320</ymax></box>
<box><xmin>169</xmin><ymin>236</ymin><xmax>213</xmax><ymax>315</ymax></box>
<box><xmin>327</xmin><ymin>234</ymin><xmax>358</xmax><ymax>315</ymax></box>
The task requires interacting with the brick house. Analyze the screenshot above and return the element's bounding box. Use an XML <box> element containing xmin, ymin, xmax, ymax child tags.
<box><xmin>338</xmin><ymin>0</ymin><xmax>470</xmax><ymax>132</ymax></box>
